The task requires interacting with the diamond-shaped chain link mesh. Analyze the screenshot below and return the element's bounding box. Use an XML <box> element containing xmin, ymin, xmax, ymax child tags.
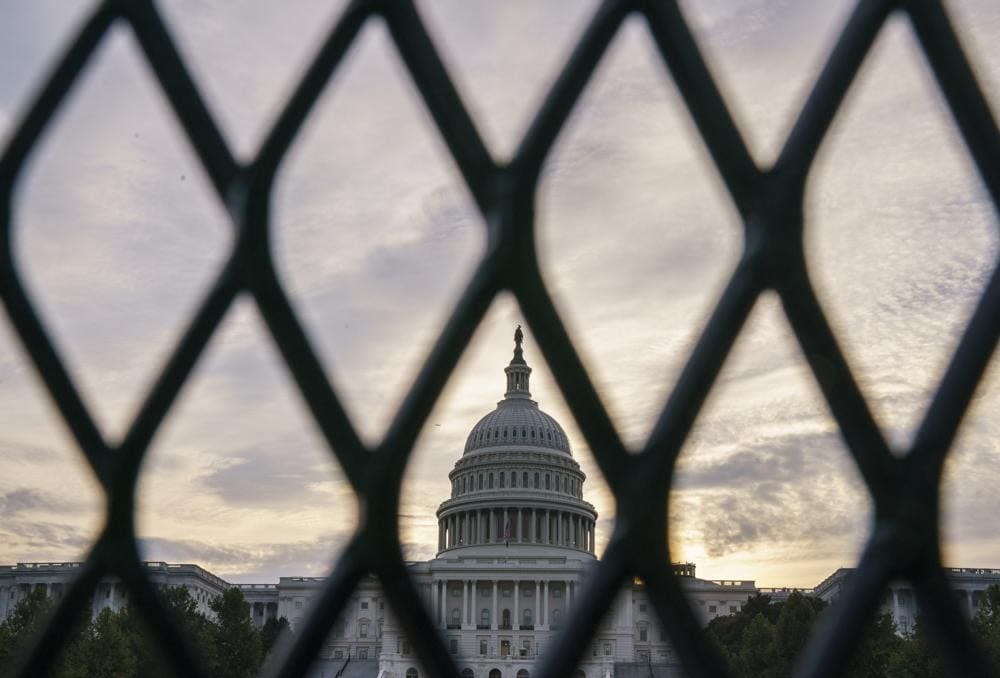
<box><xmin>2</xmin><ymin>0</ymin><xmax>999</xmax><ymax>676</ymax></box>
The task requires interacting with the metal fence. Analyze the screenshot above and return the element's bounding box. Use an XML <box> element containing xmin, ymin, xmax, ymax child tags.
<box><xmin>1</xmin><ymin>0</ymin><xmax>998</xmax><ymax>676</ymax></box>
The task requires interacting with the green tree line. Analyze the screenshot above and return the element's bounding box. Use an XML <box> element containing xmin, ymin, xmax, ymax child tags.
<box><xmin>707</xmin><ymin>586</ymin><xmax>1000</xmax><ymax>677</ymax></box>
<box><xmin>0</xmin><ymin>585</ymin><xmax>291</xmax><ymax>678</ymax></box>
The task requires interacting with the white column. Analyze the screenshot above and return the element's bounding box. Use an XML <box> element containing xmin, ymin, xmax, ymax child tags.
<box><xmin>517</xmin><ymin>508</ymin><xmax>523</xmax><ymax>543</ymax></box>
<box><xmin>490</xmin><ymin>509</ymin><xmax>495</xmax><ymax>542</ymax></box>
<box><xmin>540</xmin><ymin>580</ymin><xmax>547</xmax><ymax>626</ymax></box>
<box><xmin>503</xmin><ymin>508</ymin><xmax>508</xmax><ymax>541</ymax></box>
<box><xmin>530</xmin><ymin>509</ymin><xmax>536</xmax><ymax>542</ymax></box>
<box><xmin>514</xmin><ymin>581</ymin><xmax>520</xmax><ymax>630</ymax></box>
<box><xmin>534</xmin><ymin>580</ymin><xmax>540</xmax><ymax>626</ymax></box>
<box><xmin>434</xmin><ymin>580</ymin><xmax>444</xmax><ymax>626</ymax></box>
<box><xmin>543</xmin><ymin>511</ymin><xmax>549</xmax><ymax>543</ymax></box>
<box><xmin>492</xmin><ymin>580</ymin><xmax>498</xmax><ymax>630</ymax></box>
<box><xmin>462</xmin><ymin>579</ymin><xmax>469</xmax><ymax>627</ymax></box>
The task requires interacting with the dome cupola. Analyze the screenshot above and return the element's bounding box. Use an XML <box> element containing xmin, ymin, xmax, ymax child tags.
<box><xmin>463</xmin><ymin>326</ymin><xmax>571</xmax><ymax>456</ymax></box>
<box><xmin>437</xmin><ymin>327</ymin><xmax>597</xmax><ymax>557</ymax></box>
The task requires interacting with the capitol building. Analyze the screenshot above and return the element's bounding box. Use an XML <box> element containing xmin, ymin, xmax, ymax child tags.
<box><xmin>2</xmin><ymin>330</ymin><xmax>998</xmax><ymax>678</ymax></box>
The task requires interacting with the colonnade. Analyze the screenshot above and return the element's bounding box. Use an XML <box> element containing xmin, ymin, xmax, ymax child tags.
<box><xmin>432</xmin><ymin>578</ymin><xmax>578</xmax><ymax>631</ymax></box>
<box><xmin>438</xmin><ymin>508</ymin><xmax>596</xmax><ymax>553</ymax></box>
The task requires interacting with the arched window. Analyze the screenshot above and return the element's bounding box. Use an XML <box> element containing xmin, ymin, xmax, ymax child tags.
<box><xmin>481</xmin><ymin>608</ymin><xmax>490</xmax><ymax>627</ymax></box>
<box><xmin>451</xmin><ymin>608</ymin><xmax>461</xmax><ymax>626</ymax></box>
<box><xmin>523</xmin><ymin>471</ymin><xmax>529</xmax><ymax>486</ymax></box>
<box><xmin>462</xmin><ymin>670</ymin><xmax>475</xmax><ymax>678</ymax></box>
<box><xmin>489</xmin><ymin>473</ymin><xmax>494</xmax><ymax>489</ymax></box>
<box><xmin>511</xmin><ymin>473</ymin><xmax>517</xmax><ymax>488</ymax></box>
<box><xmin>517</xmin><ymin>671</ymin><xmax>530</xmax><ymax>678</ymax></box>
<box><xmin>479</xmin><ymin>474</ymin><xmax>484</xmax><ymax>489</ymax></box>
<box><xmin>406</xmin><ymin>669</ymin><xmax>419</xmax><ymax>678</ymax></box>
<box><xmin>499</xmin><ymin>472</ymin><xmax>505</xmax><ymax>488</ymax></box>
<box><xmin>523</xmin><ymin>608</ymin><xmax>533</xmax><ymax>627</ymax></box>
<box><xmin>555</xmin><ymin>476</ymin><xmax>561</xmax><ymax>492</ymax></box>
<box><xmin>489</xmin><ymin>670</ymin><xmax>501</xmax><ymax>678</ymax></box>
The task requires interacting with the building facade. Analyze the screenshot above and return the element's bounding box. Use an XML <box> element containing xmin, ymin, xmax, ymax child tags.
<box><xmin>2</xmin><ymin>331</ymin><xmax>997</xmax><ymax>678</ymax></box>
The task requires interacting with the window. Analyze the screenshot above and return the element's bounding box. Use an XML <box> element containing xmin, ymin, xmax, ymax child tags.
<box><xmin>358</xmin><ymin>648</ymin><xmax>368</xmax><ymax>659</ymax></box>
<box><xmin>406</xmin><ymin>669</ymin><xmax>418</xmax><ymax>678</ymax></box>
<box><xmin>639</xmin><ymin>624</ymin><xmax>648</xmax><ymax>642</ymax></box>
<box><xmin>480</xmin><ymin>608</ymin><xmax>490</xmax><ymax>627</ymax></box>
<box><xmin>451</xmin><ymin>609</ymin><xmax>461</xmax><ymax>626</ymax></box>
<box><xmin>553</xmin><ymin>588</ymin><xmax>563</xmax><ymax>598</ymax></box>
<box><xmin>517</xmin><ymin>671</ymin><xmax>530</xmax><ymax>678</ymax></box>
<box><xmin>523</xmin><ymin>608</ymin><xmax>533</xmax><ymax>626</ymax></box>
<box><xmin>523</xmin><ymin>472</ymin><xmax>529</xmax><ymax>486</ymax></box>
<box><xmin>534</xmin><ymin>473</ymin><xmax>539</xmax><ymax>488</ymax></box>
<box><xmin>545</xmin><ymin>474</ymin><xmax>550</xmax><ymax>489</ymax></box>
<box><xmin>489</xmin><ymin>473</ymin><xmax>494</xmax><ymax>488</ymax></box>
<box><xmin>480</xmin><ymin>640</ymin><xmax>488</xmax><ymax>656</ymax></box>
<box><xmin>499</xmin><ymin>472</ymin><xmax>505</xmax><ymax>488</ymax></box>
<box><xmin>639</xmin><ymin>603</ymin><xmax>647</xmax><ymax>612</ymax></box>
<box><xmin>462</xmin><ymin>670</ymin><xmax>475</xmax><ymax>678</ymax></box>
<box><xmin>555</xmin><ymin>476</ymin><xmax>561</xmax><ymax>491</ymax></box>
<box><xmin>730</xmin><ymin>605</ymin><xmax>737</xmax><ymax>614</ymax></box>
<box><xmin>462</xmin><ymin>477</ymin><xmax>467</xmax><ymax>493</ymax></box>
<box><xmin>361</xmin><ymin>601</ymin><xmax>369</xmax><ymax>609</ymax></box>
<box><xmin>551</xmin><ymin>608</ymin><xmax>562</xmax><ymax>628</ymax></box>
<box><xmin>294</xmin><ymin>600</ymin><xmax>303</xmax><ymax>609</ymax></box>
<box><xmin>479</xmin><ymin>474</ymin><xmax>483</xmax><ymax>489</ymax></box>
<box><xmin>489</xmin><ymin>670</ymin><xmax>501</xmax><ymax>678</ymax></box>
<box><xmin>450</xmin><ymin>638</ymin><xmax>459</xmax><ymax>654</ymax></box>
<box><xmin>604</xmin><ymin>642</ymin><xmax>612</xmax><ymax>656</ymax></box>
<box><xmin>708</xmin><ymin>605</ymin><xmax>717</xmax><ymax>614</ymax></box>
<box><xmin>511</xmin><ymin>473</ymin><xmax>517</xmax><ymax>488</ymax></box>
<box><xmin>334</xmin><ymin>650</ymin><xmax>343</xmax><ymax>659</ymax></box>
<box><xmin>359</xmin><ymin>621</ymin><xmax>369</xmax><ymax>638</ymax></box>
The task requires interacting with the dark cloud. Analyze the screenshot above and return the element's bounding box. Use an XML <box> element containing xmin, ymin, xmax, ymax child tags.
<box><xmin>200</xmin><ymin>445</ymin><xmax>345</xmax><ymax>509</ymax></box>
<box><xmin>0</xmin><ymin>488</ymin><xmax>85</xmax><ymax>516</ymax></box>
<box><xmin>138</xmin><ymin>535</ymin><xmax>349</xmax><ymax>582</ymax></box>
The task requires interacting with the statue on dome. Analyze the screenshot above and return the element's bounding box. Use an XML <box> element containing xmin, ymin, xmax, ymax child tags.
<box><xmin>514</xmin><ymin>324</ymin><xmax>523</xmax><ymax>348</ymax></box>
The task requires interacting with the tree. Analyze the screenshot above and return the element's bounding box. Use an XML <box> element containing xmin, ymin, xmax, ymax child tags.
<box><xmin>737</xmin><ymin>612</ymin><xmax>777</xmax><ymax>678</ymax></box>
<box><xmin>708</xmin><ymin>594</ymin><xmax>774</xmax><ymax>657</ymax></box>
<box><xmin>972</xmin><ymin>584</ymin><xmax>1000</xmax><ymax>667</ymax></box>
<box><xmin>771</xmin><ymin>591</ymin><xmax>822</xmax><ymax>675</ymax></box>
<box><xmin>85</xmin><ymin>608</ymin><xmax>137</xmax><ymax>678</ymax></box>
<box><xmin>844</xmin><ymin>611</ymin><xmax>902</xmax><ymax>678</ymax></box>
<box><xmin>210</xmin><ymin>588</ymin><xmax>262</xmax><ymax>678</ymax></box>
<box><xmin>0</xmin><ymin>587</ymin><xmax>53</xmax><ymax>669</ymax></box>
<box><xmin>124</xmin><ymin>585</ymin><xmax>218</xmax><ymax>678</ymax></box>
<box><xmin>260</xmin><ymin>616</ymin><xmax>292</xmax><ymax>657</ymax></box>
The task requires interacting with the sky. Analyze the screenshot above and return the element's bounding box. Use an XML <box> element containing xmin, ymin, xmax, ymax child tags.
<box><xmin>0</xmin><ymin>0</ymin><xmax>998</xmax><ymax>589</ymax></box>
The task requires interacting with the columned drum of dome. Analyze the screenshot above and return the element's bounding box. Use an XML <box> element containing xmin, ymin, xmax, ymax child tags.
<box><xmin>436</xmin><ymin>327</ymin><xmax>598</xmax><ymax>556</ymax></box>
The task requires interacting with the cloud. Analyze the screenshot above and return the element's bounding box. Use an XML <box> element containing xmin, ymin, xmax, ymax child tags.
<box><xmin>199</xmin><ymin>445</ymin><xmax>345</xmax><ymax>509</ymax></box>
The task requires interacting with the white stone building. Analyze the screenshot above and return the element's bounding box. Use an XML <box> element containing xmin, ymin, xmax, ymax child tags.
<box><xmin>3</xmin><ymin>331</ymin><xmax>996</xmax><ymax>677</ymax></box>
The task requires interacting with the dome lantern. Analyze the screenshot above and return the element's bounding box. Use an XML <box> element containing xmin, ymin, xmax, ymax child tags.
<box><xmin>504</xmin><ymin>325</ymin><xmax>532</xmax><ymax>399</ymax></box>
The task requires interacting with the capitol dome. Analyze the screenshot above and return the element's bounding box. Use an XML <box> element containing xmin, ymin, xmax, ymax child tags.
<box><xmin>436</xmin><ymin>326</ymin><xmax>597</xmax><ymax>557</ymax></box>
